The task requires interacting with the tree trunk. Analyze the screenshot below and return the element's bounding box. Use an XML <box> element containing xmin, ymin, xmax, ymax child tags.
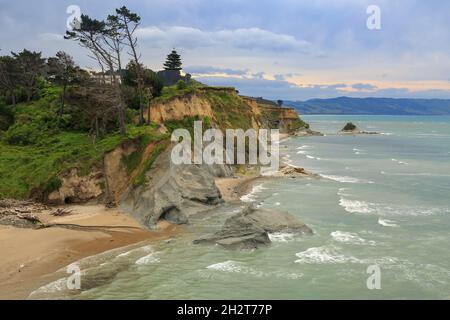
<box><xmin>26</xmin><ymin>88</ymin><xmax>31</xmax><ymax>103</ymax></box>
<box><xmin>60</xmin><ymin>83</ymin><xmax>67</xmax><ymax>116</ymax></box>
<box><xmin>118</xmin><ymin>105</ymin><xmax>126</xmax><ymax>135</ymax></box>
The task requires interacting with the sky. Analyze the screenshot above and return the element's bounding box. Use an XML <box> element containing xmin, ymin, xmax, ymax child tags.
<box><xmin>1</xmin><ymin>0</ymin><xmax>450</xmax><ymax>101</ymax></box>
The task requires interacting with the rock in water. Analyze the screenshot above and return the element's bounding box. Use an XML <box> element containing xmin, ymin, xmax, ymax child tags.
<box><xmin>338</xmin><ymin>122</ymin><xmax>378</xmax><ymax>135</ymax></box>
<box><xmin>244</xmin><ymin>207</ymin><xmax>313</xmax><ymax>234</ymax></box>
<box><xmin>194</xmin><ymin>206</ymin><xmax>312</xmax><ymax>249</ymax></box>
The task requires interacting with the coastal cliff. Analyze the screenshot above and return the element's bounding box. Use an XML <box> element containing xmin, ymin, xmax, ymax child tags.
<box><xmin>1</xmin><ymin>84</ymin><xmax>310</xmax><ymax>229</ymax></box>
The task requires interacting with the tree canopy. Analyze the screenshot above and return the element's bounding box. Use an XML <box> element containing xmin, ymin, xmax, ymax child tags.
<box><xmin>163</xmin><ymin>49</ymin><xmax>182</xmax><ymax>71</ymax></box>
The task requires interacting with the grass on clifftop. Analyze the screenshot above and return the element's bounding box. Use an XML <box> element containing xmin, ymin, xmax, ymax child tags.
<box><xmin>0</xmin><ymin>87</ymin><xmax>169</xmax><ymax>199</ymax></box>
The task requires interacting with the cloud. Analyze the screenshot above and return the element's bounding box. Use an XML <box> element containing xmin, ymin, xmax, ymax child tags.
<box><xmin>184</xmin><ymin>65</ymin><xmax>249</xmax><ymax>76</ymax></box>
<box><xmin>193</xmin><ymin>76</ymin><xmax>450</xmax><ymax>100</ymax></box>
<box><xmin>352</xmin><ymin>83</ymin><xmax>378</xmax><ymax>91</ymax></box>
<box><xmin>136</xmin><ymin>26</ymin><xmax>313</xmax><ymax>52</ymax></box>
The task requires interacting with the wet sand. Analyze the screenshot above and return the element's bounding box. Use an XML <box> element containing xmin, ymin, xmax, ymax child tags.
<box><xmin>0</xmin><ymin>204</ymin><xmax>178</xmax><ymax>300</ymax></box>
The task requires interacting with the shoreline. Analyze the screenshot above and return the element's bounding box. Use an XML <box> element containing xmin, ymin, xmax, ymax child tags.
<box><xmin>1</xmin><ymin>134</ymin><xmax>310</xmax><ymax>300</ymax></box>
<box><xmin>0</xmin><ymin>204</ymin><xmax>179</xmax><ymax>300</ymax></box>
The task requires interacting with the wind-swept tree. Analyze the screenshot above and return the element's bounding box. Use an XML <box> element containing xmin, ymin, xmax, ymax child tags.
<box><xmin>47</xmin><ymin>51</ymin><xmax>77</xmax><ymax>115</ymax></box>
<box><xmin>0</xmin><ymin>55</ymin><xmax>20</xmax><ymax>106</ymax></box>
<box><xmin>12</xmin><ymin>49</ymin><xmax>46</xmax><ymax>102</ymax></box>
<box><xmin>65</xmin><ymin>14</ymin><xmax>127</xmax><ymax>134</ymax></box>
<box><xmin>114</xmin><ymin>6</ymin><xmax>146</xmax><ymax>124</ymax></box>
<box><xmin>163</xmin><ymin>49</ymin><xmax>182</xmax><ymax>71</ymax></box>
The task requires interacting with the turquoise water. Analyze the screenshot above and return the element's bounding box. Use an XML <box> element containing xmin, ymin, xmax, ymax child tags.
<box><xmin>32</xmin><ymin>116</ymin><xmax>450</xmax><ymax>300</ymax></box>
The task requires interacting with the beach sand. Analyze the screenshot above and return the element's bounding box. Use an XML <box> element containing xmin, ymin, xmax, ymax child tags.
<box><xmin>0</xmin><ymin>204</ymin><xmax>178</xmax><ymax>300</ymax></box>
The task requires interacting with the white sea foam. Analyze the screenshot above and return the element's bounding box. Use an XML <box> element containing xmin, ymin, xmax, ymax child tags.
<box><xmin>378</xmin><ymin>218</ymin><xmax>399</xmax><ymax>227</ymax></box>
<box><xmin>339</xmin><ymin>197</ymin><xmax>374</xmax><ymax>214</ymax></box>
<box><xmin>295</xmin><ymin>246</ymin><xmax>362</xmax><ymax>264</ymax></box>
<box><xmin>295</xmin><ymin>246</ymin><xmax>400</xmax><ymax>265</ymax></box>
<box><xmin>392</xmin><ymin>158</ymin><xmax>409</xmax><ymax>165</ymax></box>
<box><xmin>339</xmin><ymin>196</ymin><xmax>449</xmax><ymax>217</ymax></box>
<box><xmin>240</xmin><ymin>184</ymin><xmax>266</xmax><ymax>202</ymax></box>
<box><xmin>206</xmin><ymin>261</ymin><xmax>303</xmax><ymax>280</ymax></box>
<box><xmin>135</xmin><ymin>253</ymin><xmax>160</xmax><ymax>265</ymax></box>
<box><xmin>207</xmin><ymin>260</ymin><xmax>242</xmax><ymax>272</ymax></box>
<box><xmin>117</xmin><ymin>244</ymin><xmax>153</xmax><ymax>258</ymax></box>
<box><xmin>297</xmin><ymin>145</ymin><xmax>312</xmax><ymax>150</ymax></box>
<box><xmin>268</xmin><ymin>232</ymin><xmax>295</xmax><ymax>242</ymax></box>
<box><xmin>306</xmin><ymin>155</ymin><xmax>315</xmax><ymax>159</ymax></box>
<box><xmin>330</xmin><ymin>231</ymin><xmax>376</xmax><ymax>245</ymax></box>
<box><xmin>296</xmin><ymin>150</ymin><xmax>307</xmax><ymax>154</ymax></box>
<box><xmin>320</xmin><ymin>174</ymin><xmax>374</xmax><ymax>184</ymax></box>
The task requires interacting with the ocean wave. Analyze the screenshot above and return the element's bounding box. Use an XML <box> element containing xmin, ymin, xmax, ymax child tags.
<box><xmin>391</xmin><ymin>158</ymin><xmax>409</xmax><ymax>165</ymax></box>
<box><xmin>207</xmin><ymin>260</ymin><xmax>243</xmax><ymax>272</ymax></box>
<box><xmin>207</xmin><ymin>260</ymin><xmax>303</xmax><ymax>280</ymax></box>
<box><xmin>339</xmin><ymin>196</ymin><xmax>449</xmax><ymax>217</ymax></box>
<box><xmin>320</xmin><ymin>174</ymin><xmax>374</xmax><ymax>184</ymax></box>
<box><xmin>339</xmin><ymin>198</ymin><xmax>374</xmax><ymax>214</ymax></box>
<box><xmin>297</xmin><ymin>145</ymin><xmax>312</xmax><ymax>150</ymax></box>
<box><xmin>295</xmin><ymin>246</ymin><xmax>362</xmax><ymax>264</ymax></box>
<box><xmin>295</xmin><ymin>245</ymin><xmax>399</xmax><ymax>265</ymax></box>
<box><xmin>378</xmin><ymin>218</ymin><xmax>398</xmax><ymax>227</ymax></box>
<box><xmin>296</xmin><ymin>150</ymin><xmax>307</xmax><ymax>154</ymax></box>
<box><xmin>268</xmin><ymin>232</ymin><xmax>295</xmax><ymax>242</ymax></box>
<box><xmin>240</xmin><ymin>184</ymin><xmax>266</xmax><ymax>202</ymax></box>
<box><xmin>135</xmin><ymin>253</ymin><xmax>160</xmax><ymax>265</ymax></box>
<box><xmin>306</xmin><ymin>155</ymin><xmax>315</xmax><ymax>160</ymax></box>
<box><xmin>330</xmin><ymin>231</ymin><xmax>376</xmax><ymax>246</ymax></box>
<box><xmin>117</xmin><ymin>244</ymin><xmax>153</xmax><ymax>258</ymax></box>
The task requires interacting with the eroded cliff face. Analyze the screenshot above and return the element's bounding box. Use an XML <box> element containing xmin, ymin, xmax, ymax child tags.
<box><xmin>120</xmin><ymin>148</ymin><xmax>233</xmax><ymax>228</ymax></box>
<box><xmin>148</xmin><ymin>89</ymin><xmax>308</xmax><ymax>135</ymax></box>
<box><xmin>150</xmin><ymin>94</ymin><xmax>215</xmax><ymax>124</ymax></box>
<box><xmin>43</xmin><ymin>88</ymin><xmax>309</xmax><ymax>228</ymax></box>
<box><xmin>45</xmin><ymin>138</ymin><xmax>166</xmax><ymax>206</ymax></box>
<box><xmin>47</xmin><ymin>168</ymin><xmax>103</xmax><ymax>205</ymax></box>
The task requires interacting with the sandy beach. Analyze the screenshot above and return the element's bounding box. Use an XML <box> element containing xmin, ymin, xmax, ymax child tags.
<box><xmin>0</xmin><ymin>204</ymin><xmax>178</xmax><ymax>300</ymax></box>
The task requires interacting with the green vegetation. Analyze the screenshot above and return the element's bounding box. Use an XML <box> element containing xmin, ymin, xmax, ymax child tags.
<box><xmin>132</xmin><ymin>142</ymin><xmax>169</xmax><ymax>187</ymax></box>
<box><xmin>204</xmin><ymin>91</ymin><xmax>254</xmax><ymax>130</ymax></box>
<box><xmin>163</xmin><ymin>49</ymin><xmax>182</xmax><ymax>71</ymax></box>
<box><xmin>0</xmin><ymin>87</ymin><xmax>169</xmax><ymax>199</ymax></box>
<box><xmin>153</xmin><ymin>80</ymin><xmax>206</xmax><ymax>104</ymax></box>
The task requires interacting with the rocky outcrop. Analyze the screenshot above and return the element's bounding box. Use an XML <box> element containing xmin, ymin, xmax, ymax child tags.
<box><xmin>294</xmin><ymin>128</ymin><xmax>324</xmax><ymax>137</ymax></box>
<box><xmin>47</xmin><ymin>169</ymin><xmax>103</xmax><ymax>205</ymax></box>
<box><xmin>194</xmin><ymin>206</ymin><xmax>313</xmax><ymax>249</ymax></box>
<box><xmin>121</xmin><ymin>148</ymin><xmax>233</xmax><ymax>228</ymax></box>
<box><xmin>338</xmin><ymin>122</ymin><xmax>378</xmax><ymax>135</ymax></box>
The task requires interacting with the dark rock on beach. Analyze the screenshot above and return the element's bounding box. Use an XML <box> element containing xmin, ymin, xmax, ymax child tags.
<box><xmin>194</xmin><ymin>206</ymin><xmax>312</xmax><ymax>249</ymax></box>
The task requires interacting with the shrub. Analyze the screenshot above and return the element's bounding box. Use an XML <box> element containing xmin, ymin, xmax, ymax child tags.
<box><xmin>176</xmin><ymin>80</ymin><xmax>187</xmax><ymax>90</ymax></box>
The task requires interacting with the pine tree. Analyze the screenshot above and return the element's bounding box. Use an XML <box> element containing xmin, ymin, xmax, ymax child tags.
<box><xmin>163</xmin><ymin>49</ymin><xmax>182</xmax><ymax>70</ymax></box>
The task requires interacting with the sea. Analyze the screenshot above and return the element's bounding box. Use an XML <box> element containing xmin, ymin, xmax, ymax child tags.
<box><xmin>30</xmin><ymin>115</ymin><xmax>450</xmax><ymax>300</ymax></box>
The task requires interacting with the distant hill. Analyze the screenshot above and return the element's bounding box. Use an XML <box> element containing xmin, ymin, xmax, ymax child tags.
<box><xmin>284</xmin><ymin>97</ymin><xmax>450</xmax><ymax>115</ymax></box>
